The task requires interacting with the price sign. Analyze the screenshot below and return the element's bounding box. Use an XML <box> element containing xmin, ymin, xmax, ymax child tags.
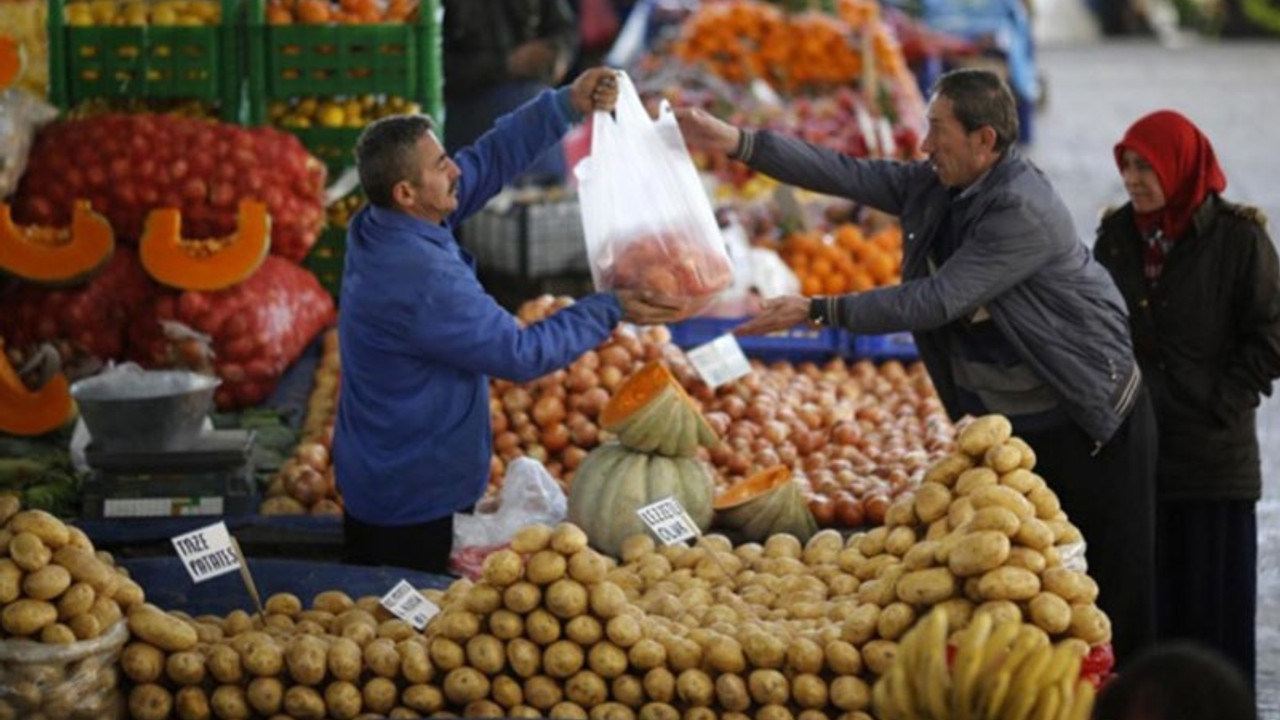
<box><xmin>380</xmin><ymin>580</ymin><xmax>440</xmax><ymax>630</ymax></box>
<box><xmin>685</xmin><ymin>334</ymin><xmax>751</xmax><ymax>389</ymax></box>
<box><xmin>636</xmin><ymin>496</ymin><xmax>700</xmax><ymax>546</ymax></box>
<box><xmin>171</xmin><ymin>521</ymin><xmax>241</xmax><ymax>583</ymax></box>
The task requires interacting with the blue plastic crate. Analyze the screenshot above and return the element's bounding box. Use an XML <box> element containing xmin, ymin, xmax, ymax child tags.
<box><xmin>852</xmin><ymin>332</ymin><xmax>920</xmax><ymax>362</ymax></box>
<box><xmin>667</xmin><ymin>317</ymin><xmax>848</xmax><ymax>364</ymax></box>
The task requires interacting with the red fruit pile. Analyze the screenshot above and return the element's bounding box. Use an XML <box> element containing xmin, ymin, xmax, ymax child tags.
<box><xmin>12</xmin><ymin>114</ymin><xmax>326</xmax><ymax>261</ymax></box>
<box><xmin>601</xmin><ymin>231</ymin><xmax>733</xmax><ymax>303</ymax></box>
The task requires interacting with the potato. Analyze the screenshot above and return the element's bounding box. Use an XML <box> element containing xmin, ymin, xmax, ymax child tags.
<box><xmin>312</xmin><ymin>590</ymin><xmax>355</xmax><ymax>614</ymax></box>
<box><xmin>561</xmin><ymin>615</ymin><xmax>600</xmax><ymax>647</ymax></box>
<box><xmin>896</xmin><ymin>567</ymin><xmax>958</xmax><ymax>605</ymax></box>
<box><xmin>884</xmin><ymin>497</ymin><xmax>916</xmax><ymax>528</ymax></box>
<box><xmin>584</xmin><ymin>581</ymin><xmax>626</xmax><ymax>620</ymax></box>
<box><xmin>856</xmin><ymin>527</ymin><xmax>888</xmax><ymax>557</ymax></box>
<box><xmin>1041</xmin><ymin>568</ymin><xmax>1099</xmax><ymax>604</ymax></box>
<box><xmin>175</xmin><ymin>686</ymin><xmax>212</xmax><ymax>720</ymax></box>
<box><xmin>363</xmin><ymin>637</ymin><xmax>401</xmax><ymax>678</ymax></box>
<box><xmin>998</xmin><ymin>468</ymin><xmax>1038</xmax><ymax>494</ymax></box>
<box><xmin>503</xmin><ymin>582</ymin><xmax>541</xmax><ymax>614</ymax></box>
<box><xmin>9</xmin><ymin>510</ymin><xmax>70</xmax><ymax>548</ymax></box>
<box><xmin>543</xmin><ymin>579</ymin><xmax>587</xmax><ymax>621</ymax></box>
<box><xmin>636</xmin><ymin>667</ymin><xmax>675</xmax><ymax>704</ymax></box>
<box><xmin>507</xmin><ymin>638</ymin><xmax>542</xmax><ymax>678</ymax></box>
<box><xmin>958</xmin><ymin>414</ymin><xmax>1013</xmax><ymax>456</ymax></box>
<box><xmin>544</xmin><ymin>639</ymin><xmax>586</xmax><ymax>679</ymax></box>
<box><xmin>830</xmin><ymin>676</ymin><xmax>871</xmax><ymax>712</ymax></box>
<box><xmin>977</xmin><ymin>566</ymin><xmax>1041</xmax><ymax>601</ymax></box>
<box><xmin>1014</xmin><ymin>518</ymin><xmax>1055</xmax><ymax>550</ymax></box>
<box><xmin>468</xmin><ymin>699</ymin><xmax>508</xmax><ymax>717</ymax></box>
<box><xmin>861</xmin><ymin>640</ymin><xmax>899</xmax><ymax>676</ymax></box>
<box><xmin>480</xmin><ymin>549</ymin><xmax>524</xmax><ymax>587</ymax></box>
<box><xmin>362</xmin><ymin>678</ymin><xmax>399</xmax><ymax>715</ymax></box>
<box><xmin>1027</xmin><ymin>592</ymin><xmax>1072</xmax><ymax>634</ymax></box>
<box><xmin>459</xmin><ymin>634</ymin><xmax>501</xmax><ymax>676</ymax></box>
<box><xmin>551</xmin><ymin>524</ymin><xmax>589</xmax><ymax>555</ymax></box>
<box><xmin>114</xmin><ymin>577</ymin><xmax>145</xmax><ymax>608</ymax></box>
<box><xmin>235</xmin><ymin>678</ymin><xmax>280</xmax><ymax>717</ymax></box>
<box><xmin>323</xmin><ymin>681</ymin><xmax>363</xmax><ymax>720</ymax></box>
<box><xmin>884</xmin><ymin>527</ymin><xmax>917</xmax><ymax>557</ymax></box>
<box><xmin>286</xmin><ymin>634</ymin><xmax>328</xmax><ymax>685</ymax></box>
<box><xmin>2</xmin><ymin>598</ymin><xmax>56</xmax><ymax>635</ymax></box>
<box><xmin>946</xmin><ymin>497</ymin><xmax>975</xmax><ymax>532</ymax></box>
<box><xmin>403</xmin><ymin>685</ymin><xmax>445</xmax><ymax>714</ymax></box>
<box><xmin>223</xmin><ymin>609</ymin><xmax>254</xmax><ymax>636</ymax></box>
<box><xmin>519</xmin><ymin>674</ymin><xmax>562</xmax><ymax>710</ymax></box>
<box><xmin>21</xmin><ymin>564</ymin><xmax>71</xmax><ymax>601</ymax></box>
<box><xmin>281</xmin><ymin>685</ymin><xmax>325</xmax><ymax>720</ymax></box>
<box><xmin>923</xmin><ymin>452</ymin><xmax>974</xmax><ymax>487</ymax></box>
<box><xmin>627</xmin><ymin>637</ymin><xmax>667</xmax><ymax>670</ymax></box>
<box><xmin>969</xmin><ymin>506</ymin><xmax>1021</xmax><ymax>537</ymax></box>
<box><xmin>573</xmin><ymin>641</ymin><xmax>621</xmax><ymax>681</ymax></box>
<box><xmin>524</xmin><ymin>608</ymin><xmax>561</xmax><ymax>646</ymax></box>
<box><xmin>561</xmin><ymin>669</ymin><xmax>606</xmax><ymax>708</ymax></box>
<box><xmin>122</xmin><ymin>641</ymin><xmax>166</xmax><ymax>683</ymax></box>
<box><xmin>40</xmin><ymin>622</ymin><xmax>76</xmax><ymax>644</ymax></box>
<box><xmin>165</xmin><ymin>650</ymin><xmax>206</xmax><ymax>686</ymax></box>
<box><xmin>0</xmin><ymin>558</ymin><xmax>21</xmax><ymax>603</ymax></box>
<box><xmin>436</xmin><ymin>610</ymin><xmax>482</xmax><ymax>642</ymax></box>
<box><xmin>314</xmin><ymin>635</ymin><xmax>359</xmax><ymax>682</ymax></box>
<box><xmin>9</xmin><ymin>531</ymin><xmax>51</xmax><ymax>571</ymax></box>
<box><xmin>955</xmin><ymin>468</ymin><xmax>999</xmax><ymax>496</ymax></box>
<box><xmin>0</xmin><ymin>495</ymin><xmax>19</xmax><ymax>526</ymax></box>
<box><xmin>876</xmin><ymin>602</ymin><xmax>917</xmax><ymax>641</ymax></box>
<box><xmin>1069</xmin><ymin>604</ymin><xmax>1112</xmax><ymax>644</ymax></box>
<box><xmin>747</xmin><ymin>669</ymin><xmax>789</xmax><ymax>705</ymax></box>
<box><xmin>606</xmin><ymin>613</ymin><xmax>643</xmax><ymax>648</ymax></box>
<box><xmin>793</xmin><ymin>674</ymin><xmax>828</xmax><ymax>710</ymax></box>
<box><xmin>399</xmin><ymin>639</ymin><xmax>434</xmax><ymax>684</ymax></box>
<box><xmin>90</xmin><ymin>596</ymin><xmax>123</xmax><ymax>629</ymax></box>
<box><xmin>129</xmin><ymin>684</ymin><xmax>173</xmax><ymax>720</ymax></box>
<box><xmin>709</xmin><ymin>673</ymin><xmax>750</xmax><ymax>712</ymax></box>
<box><xmin>129</xmin><ymin>605</ymin><xmax>198</xmax><ymax>652</ymax></box>
<box><xmin>526</xmin><ymin>549</ymin><xmax>568</xmax><ymax>586</ymax></box>
<box><xmin>506</xmin><ymin>523</ymin><xmax>552</xmax><ymax>554</ymax></box>
<box><xmin>592</xmin><ymin>702</ymin><xmax>637</xmax><ymax>720</ymax></box>
<box><xmin>204</xmin><ymin>643</ymin><xmax>243</xmax><ymax>684</ymax></box>
<box><xmin>906</xmin><ymin>481</ymin><xmax>949</xmax><ymax>523</ymax></box>
<box><xmin>52</xmin><ymin>546</ymin><xmax>117</xmax><ymax>595</ymax></box>
<box><xmin>821</xmin><ymin>640</ymin><xmax>861</xmax><ymax>675</ymax></box>
<box><xmin>948</xmin><ymin>531</ymin><xmax>1012</xmax><ymax>577</ymax></box>
<box><xmin>840</xmin><ymin>604</ymin><xmax>880</xmax><ymax>645</ymax></box>
<box><xmin>438</xmin><ymin>666</ymin><xmax>490</xmax><ymax>706</ymax></box>
<box><xmin>975</xmin><ymin>600</ymin><xmax>1023</xmax><ymax>626</ymax></box>
<box><xmin>263</xmin><ymin>592</ymin><xmax>302</xmax><ymax>617</ymax></box>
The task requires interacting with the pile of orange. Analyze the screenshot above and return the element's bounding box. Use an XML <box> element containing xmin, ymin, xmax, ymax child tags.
<box><xmin>673</xmin><ymin>1</ymin><xmax>861</xmax><ymax>91</ymax></box>
<box><xmin>837</xmin><ymin>0</ymin><xmax>910</xmax><ymax>77</ymax></box>
<box><xmin>265</xmin><ymin>0</ymin><xmax>416</xmax><ymax>24</ymax></box>
<box><xmin>780</xmin><ymin>223</ymin><xmax>903</xmax><ymax>296</ymax></box>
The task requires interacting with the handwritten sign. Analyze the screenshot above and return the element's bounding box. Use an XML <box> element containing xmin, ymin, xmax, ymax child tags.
<box><xmin>171</xmin><ymin>521</ymin><xmax>241</xmax><ymax>583</ymax></box>
<box><xmin>380</xmin><ymin>580</ymin><xmax>440</xmax><ymax>630</ymax></box>
<box><xmin>685</xmin><ymin>334</ymin><xmax>752</xmax><ymax>389</ymax></box>
<box><xmin>636</xmin><ymin>496</ymin><xmax>700</xmax><ymax>546</ymax></box>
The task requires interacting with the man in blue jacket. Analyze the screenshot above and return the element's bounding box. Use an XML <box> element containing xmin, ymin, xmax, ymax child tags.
<box><xmin>677</xmin><ymin>69</ymin><xmax>1157</xmax><ymax>664</ymax></box>
<box><xmin>335</xmin><ymin>67</ymin><xmax>685</xmax><ymax>573</ymax></box>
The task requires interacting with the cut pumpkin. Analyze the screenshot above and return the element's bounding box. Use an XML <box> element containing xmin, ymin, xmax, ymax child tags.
<box><xmin>0</xmin><ymin>36</ymin><xmax>22</xmax><ymax>91</ymax></box>
<box><xmin>0</xmin><ymin>200</ymin><xmax>115</xmax><ymax>286</ymax></box>
<box><xmin>715</xmin><ymin>466</ymin><xmax>818</xmax><ymax>543</ymax></box>
<box><xmin>600</xmin><ymin>360</ymin><xmax>718</xmax><ymax>457</ymax></box>
<box><xmin>0</xmin><ymin>339</ymin><xmax>74</xmax><ymax>437</ymax></box>
<box><xmin>140</xmin><ymin>200</ymin><xmax>271</xmax><ymax>291</ymax></box>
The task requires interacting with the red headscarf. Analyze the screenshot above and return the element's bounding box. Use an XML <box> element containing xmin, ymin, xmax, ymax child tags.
<box><xmin>1113</xmin><ymin>110</ymin><xmax>1227</xmax><ymax>241</ymax></box>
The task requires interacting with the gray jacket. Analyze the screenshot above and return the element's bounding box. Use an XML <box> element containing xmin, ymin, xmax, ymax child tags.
<box><xmin>739</xmin><ymin>130</ymin><xmax>1142</xmax><ymax>445</ymax></box>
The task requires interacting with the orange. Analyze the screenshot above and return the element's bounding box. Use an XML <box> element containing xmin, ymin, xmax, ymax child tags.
<box><xmin>801</xmin><ymin>275</ymin><xmax>823</xmax><ymax>296</ymax></box>
<box><xmin>265</xmin><ymin>2</ymin><xmax>293</xmax><ymax>23</ymax></box>
<box><xmin>295</xmin><ymin>0</ymin><xmax>331</xmax><ymax>24</ymax></box>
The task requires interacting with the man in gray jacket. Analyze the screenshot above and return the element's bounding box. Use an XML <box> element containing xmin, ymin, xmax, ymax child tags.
<box><xmin>677</xmin><ymin>69</ymin><xmax>1157</xmax><ymax>663</ymax></box>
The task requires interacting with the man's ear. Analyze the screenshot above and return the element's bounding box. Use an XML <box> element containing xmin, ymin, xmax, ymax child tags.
<box><xmin>977</xmin><ymin>126</ymin><xmax>999</xmax><ymax>154</ymax></box>
<box><xmin>390</xmin><ymin>180</ymin><xmax>412</xmax><ymax>209</ymax></box>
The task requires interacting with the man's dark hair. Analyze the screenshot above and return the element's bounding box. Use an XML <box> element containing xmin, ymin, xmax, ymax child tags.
<box><xmin>931</xmin><ymin>69</ymin><xmax>1019</xmax><ymax>153</ymax></box>
<box><xmin>355</xmin><ymin>114</ymin><xmax>436</xmax><ymax>208</ymax></box>
<box><xmin>1093</xmin><ymin>642</ymin><xmax>1256</xmax><ymax>720</ymax></box>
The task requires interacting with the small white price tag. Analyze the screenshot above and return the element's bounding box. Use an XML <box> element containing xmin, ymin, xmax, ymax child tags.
<box><xmin>636</xmin><ymin>496</ymin><xmax>700</xmax><ymax>546</ymax></box>
<box><xmin>171</xmin><ymin>521</ymin><xmax>241</xmax><ymax>583</ymax></box>
<box><xmin>685</xmin><ymin>334</ymin><xmax>751</xmax><ymax>389</ymax></box>
<box><xmin>380</xmin><ymin>580</ymin><xmax>440</xmax><ymax>630</ymax></box>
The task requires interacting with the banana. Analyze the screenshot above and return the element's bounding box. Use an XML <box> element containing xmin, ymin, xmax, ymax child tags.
<box><xmin>1005</xmin><ymin>644</ymin><xmax>1056</xmax><ymax>720</ymax></box>
<box><xmin>873</xmin><ymin>673</ymin><xmax>898</xmax><ymax>720</ymax></box>
<box><xmin>922</xmin><ymin>611</ymin><xmax>952</xmax><ymax>720</ymax></box>
<box><xmin>980</xmin><ymin>630</ymin><xmax>1041</xmax><ymax>720</ymax></box>
<box><xmin>1067</xmin><ymin>680</ymin><xmax>1096</xmax><ymax>720</ymax></box>
<box><xmin>952</xmin><ymin>612</ymin><xmax>994</xmax><ymax>720</ymax></box>
<box><xmin>1029</xmin><ymin>685</ymin><xmax>1062</xmax><ymax>720</ymax></box>
<box><xmin>1054</xmin><ymin>675</ymin><xmax>1076</xmax><ymax>720</ymax></box>
<box><xmin>981</xmin><ymin>668</ymin><xmax>1013</xmax><ymax>720</ymax></box>
<box><xmin>888</xmin><ymin>663</ymin><xmax>920</xmax><ymax>720</ymax></box>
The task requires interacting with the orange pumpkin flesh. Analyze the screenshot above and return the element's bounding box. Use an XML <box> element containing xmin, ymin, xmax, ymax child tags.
<box><xmin>140</xmin><ymin>200</ymin><xmax>271</xmax><ymax>291</ymax></box>
<box><xmin>0</xmin><ymin>339</ymin><xmax>74</xmax><ymax>437</ymax></box>
<box><xmin>714</xmin><ymin>465</ymin><xmax>792</xmax><ymax>510</ymax></box>
<box><xmin>0</xmin><ymin>200</ymin><xmax>115</xmax><ymax>285</ymax></box>
<box><xmin>599</xmin><ymin>360</ymin><xmax>680</xmax><ymax>428</ymax></box>
<box><xmin>0</xmin><ymin>36</ymin><xmax>21</xmax><ymax>91</ymax></box>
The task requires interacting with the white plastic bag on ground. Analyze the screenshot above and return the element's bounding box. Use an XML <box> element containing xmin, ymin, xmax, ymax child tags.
<box><xmin>577</xmin><ymin>72</ymin><xmax>732</xmax><ymax>314</ymax></box>
<box><xmin>449</xmin><ymin>458</ymin><xmax>568</xmax><ymax>579</ymax></box>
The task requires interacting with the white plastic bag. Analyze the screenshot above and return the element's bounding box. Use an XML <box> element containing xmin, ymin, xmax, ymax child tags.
<box><xmin>0</xmin><ymin>88</ymin><xmax>58</xmax><ymax>198</ymax></box>
<box><xmin>576</xmin><ymin>72</ymin><xmax>732</xmax><ymax>311</ymax></box>
<box><xmin>449</xmin><ymin>458</ymin><xmax>568</xmax><ymax>579</ymax></box>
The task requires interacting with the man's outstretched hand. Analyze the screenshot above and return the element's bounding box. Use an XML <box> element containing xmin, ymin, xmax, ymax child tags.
<box><xmin>570</xmin><ymin>68</ymin><xmax>619</xmax><ymax>117</ymax></box>
<box><xmin>674</xmin><ymin>107</ymin><xmax>742</xmax><ymax>155</ymax></box>
<box><xmin>615</xmin><ymin>289</ymin><xmax>691</xmax><ymax>325</ymax></box>
<box><xmin>733</xmin><ymin>295</ymin><xmax>811</xmax><ymax>336</ymax></box>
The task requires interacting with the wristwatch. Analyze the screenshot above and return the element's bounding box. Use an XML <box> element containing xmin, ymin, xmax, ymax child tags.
<box><xmin>808</xmin><ymin>297</ymin><xmax>829</xmax><ymax>327</ymax></box>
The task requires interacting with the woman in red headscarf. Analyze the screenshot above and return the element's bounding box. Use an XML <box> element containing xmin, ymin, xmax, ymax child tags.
<box><xmin>1094</xmin><ymin>110</ymin><xmax>1280</xmax><ymax>692</ymax></box>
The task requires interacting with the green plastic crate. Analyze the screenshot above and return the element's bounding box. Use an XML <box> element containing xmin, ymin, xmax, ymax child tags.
<box><xmin>246</xmin><ymin>0</ymin><xmax>443</xmax><ymax>128</ymax></box>
<box><xmin>48</xmin><ymin>0</ymin><xmax>244</xmax><ymax>121</ymax></box>
<box><xmin>305</xmin><ymin>225</ymin><xmax>347</xmax><ymax>302</ymax></box>
<box><xmin>284</xmin><ymin>126</ymin><xmax>360</xmax><ymax>177</ymax></box>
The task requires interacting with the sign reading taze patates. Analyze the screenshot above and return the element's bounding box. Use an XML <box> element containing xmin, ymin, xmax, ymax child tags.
<box><xmin>636</xmin><ymin>496</ymin><xmax>700</xmax><ymax>546</ymax></box>
<box><xmin>171</xmin><ymin>521</ymin><xmax>241</xmax><ymax>583</ymax></box>
<box><xmin>380</xmin><ymin>580</ymin><xmax>440</xmax><ymax>630</ymax></box>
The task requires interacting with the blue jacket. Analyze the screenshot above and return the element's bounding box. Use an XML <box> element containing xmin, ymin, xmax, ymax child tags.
<box><xmin>334</xmin><ymin>89</ymin><xmax>623</xmax><ymax>526</ymax></box>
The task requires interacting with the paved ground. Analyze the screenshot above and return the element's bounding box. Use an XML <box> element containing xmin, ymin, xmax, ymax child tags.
<box><xmin>1025</xmin><ymin>39</ymin><xmax>1280</xmax><ymax>716</ymax></box>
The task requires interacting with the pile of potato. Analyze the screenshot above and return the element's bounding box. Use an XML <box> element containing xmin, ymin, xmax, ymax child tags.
<box><xmin>0</xmin><ymin>497</ymin><xmax>145</xmax><ymax>719</ymax></box>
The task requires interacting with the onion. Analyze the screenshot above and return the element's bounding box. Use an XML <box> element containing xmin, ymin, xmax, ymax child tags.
<box><xmin>541</xmin><ymin>423</ymin><xmax>572</xmax><ymax>453</ymax></box>
<box><xmin>577</xmin><ymin>387</ymin><xmax>610</xmax><ymax>417</ymax></box>
<box><xmin>296</xmin><ymin>442</ymin><xmax>329</xmax><ymax>472</ymax></box>
<box><xmin>598</xmin><ymin>366</ymin><xmax>625</xmax><ymax>392</ymax></box>
<box><xmin>566</xmin><ymin>367</ymin><xmax>600</xmax><ymax>394</ymax></box>
<box><xmin>598</xmin><ymin>345</ymin><xmax>630</xmax><ymax>369</ymax></box>
<box><xmin>502</xmin><ymin>387</ymin><xmax>533</xmax><ymax>413</ymax></box>
<box><xmin>532</xmin><ymin>395</ymin><xmax>567</xmax><ymax>429</ymax></box>
<box><xmin>569</xmin><ymin>421</ymin><xmax>599</xmax><ymax>448</ymax></box>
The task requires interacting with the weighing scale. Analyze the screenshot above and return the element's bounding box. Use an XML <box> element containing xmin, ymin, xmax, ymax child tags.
<box><xmin>80</xmin><ymin>428</ymin><xmax>259</xmax><ymax>519</ymax></box>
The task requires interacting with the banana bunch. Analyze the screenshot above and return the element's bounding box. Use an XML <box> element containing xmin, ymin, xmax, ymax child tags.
<box><xmin>873</xmin><ymin>608</ymin><xmax>1097</xmax><ymax>720</ymax></box>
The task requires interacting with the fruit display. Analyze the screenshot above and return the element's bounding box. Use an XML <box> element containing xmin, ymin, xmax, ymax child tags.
<box><xmin>269</xmin><ymin>95</ymin><xmax>422</xmax><ymax>129</ymax></box>
<box><xmin>260</xmin><ymin>329</ymin><xmax>341</xmax><ymax>515</ymax></box>
<box><xmin>778</xmin><ymin>222</ymin><xmax>903</xmax><ymax>296</ymax></box>
<box><xmin>0</xmin><ymin>1</ymin><xmax>48</xmax><ymax>96</ymax></box>
<box><xmin>264</xmin><ymin>0</ymin><xmax>420</xmax><ymax>25</ymax></box>
<box><xmin>0</xmin><ymin>338</ymin><xmax>73</xmax><ymax>437</ymax></box>
<box><xmin>138</xmin><ymin>200</ymin><xmax>271</xmax><ymax>292</ymax></box>
<box><xmin>62</xmin><ymin>0</ymin><xmax>222</xmax><ymax>26</ymax></box>
<box><xmin>0</xmin><ymin>500</ymin><xmax>141</xmax><ymax>718</ymax></box>
<box><xmin>599</xmin><ymin>232</ymin><xmax>734</xmax><ymax>307</ymax></box>
<box><xmin>11</xmin><ymin>114</ymin><xmax>327</xmax><ymax>262</ymax></box>
<box><xmin>568</xmin><ymin>362</ymin><xmax>719</xmax><ymax>557</ymax></box>
<box><xmin>871</xmin><ymin>607</ymin><xmax>1098</xmax><ymax>720</ymax></box>
<box><xmin>65</xmin><ymin>98</ymin><xmax>221</xmax><ymax>120</ymax></box>
<box><xmin>326</xmin><ymin>191</ymin><xmax>365</xmax><ymax>229</ymax></box>
<box><xmin>127</xmin><ymin>255</ymin><xmax>336</xmax><ymax>409</ymax></box>
<box><xmin>0</xmin><ymin>199</ymin><xmax>116</xmax><ymax>286</ymax></box>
